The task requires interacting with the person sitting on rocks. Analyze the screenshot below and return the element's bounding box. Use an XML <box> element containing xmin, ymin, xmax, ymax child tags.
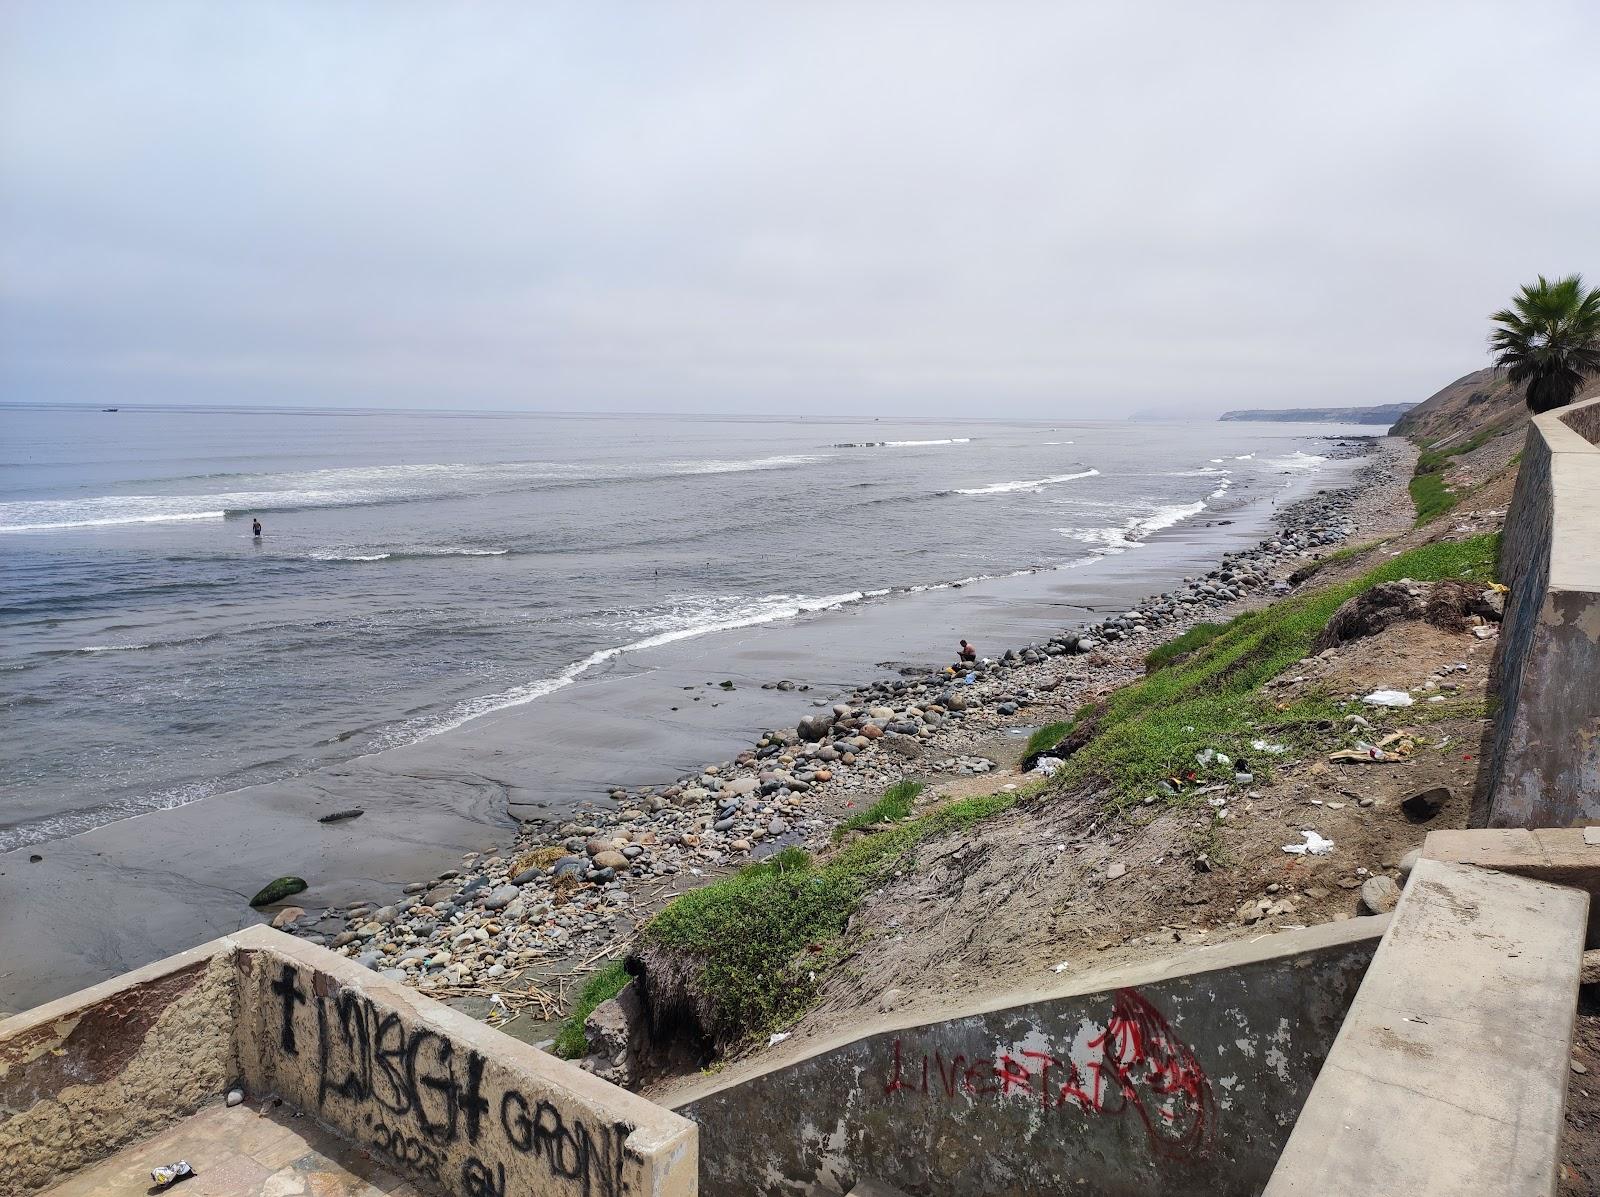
<box><xmin>958</xmin><ymin>639</ymin><xmax>977</xmax><ymax>663</ymax></box>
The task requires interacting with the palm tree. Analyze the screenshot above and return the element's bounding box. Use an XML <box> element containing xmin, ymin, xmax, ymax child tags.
<box><xmin>1488</xmin><ymin>274</ymin><xmax>1600</xmax><ymax>413</ymax></box>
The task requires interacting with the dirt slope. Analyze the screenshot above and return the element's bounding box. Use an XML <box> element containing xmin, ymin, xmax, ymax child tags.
<box><xmin>1390</xmin><ymin>367</ymin><xmax>1527</xmax><ymax>445</ymax></box>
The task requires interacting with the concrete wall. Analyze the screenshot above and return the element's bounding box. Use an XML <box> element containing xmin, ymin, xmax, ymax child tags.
<box><xmin>675</xmin><ymin>920</ymin><xmax>1386</xmax><ymax>1197</ymax></box>
<box><xmin>1262</xmin><ymin>858</ymin><xmax>1589</xmax><ymax>1196</ymax></box>
<box><xmin>0</xmin><ymin>926</ymin><xmax>697</xmax><ymax>1197</ymax></box>
<box><xmin>1488</xmin><ymin>390</ymin><xmax>1600</xmax><ymax>828</ymax></box>
<box><xmin>236</xmin><ymin>929</ymin><xmax>697</xmax><ymax>1197</ymax></box>
<box><xmin>0</xmin><ymin>939</ymin><xmax>240</xmax><ymax>1196</ymax></box>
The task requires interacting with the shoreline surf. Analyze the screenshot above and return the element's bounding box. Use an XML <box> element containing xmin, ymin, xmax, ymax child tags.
<box><xmin>1</xmin><ymin>436</ymin><xmax>1346</xmax><ymax>852</ymax></box>
<box><xmin>0</xmin><ymin>440</ymin><xmax>1384</xmax><ymax>1012</ymax></box>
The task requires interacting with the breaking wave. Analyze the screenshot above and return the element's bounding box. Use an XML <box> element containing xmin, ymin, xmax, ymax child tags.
<box><xmin>1059</xmin><ymin>499</ymin><xmax>1209</xmax><ymax>555</ymax></box>
<box><xmin>955</xmin><ymin>468</ymin><xmax>1100</xmax><ymax>496</ymax></box>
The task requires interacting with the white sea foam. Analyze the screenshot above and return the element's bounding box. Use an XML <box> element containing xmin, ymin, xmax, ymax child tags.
<box><xmin>79</xmin><ymin>643</ymin><xmax>151</xmax><ymax>653</ymax></box>
<box><xmin>1234</xmin><ymin>453</ymin><xmax>1256</xmax><ymax>460</ymax></box>
<box><xmin>1266</xmin><ymin>451</ymin><xmax>1327</xmax><ymax>471</ymax></box>
<box><xmin>669</xmin><ymin>454</ymin><xmax>831</xmax><ymax>475</ymax></box>
<box><xmin>1059</xmin><ymin>499</ymin><xmax>1208</xmax><ymax>555</ymax></box>
<box><xmin>1040</xmin><ymin>441</ymin><xmax>1076</xmax><ymax>446</ymax></box>
<box><xmin>0</xmin><ymin>509</ymin><xmax>225</xmax><ymax>533</ymax></box>
<box><xmin>406</xmin><ymin>589</ymin><xmax>868</xmax><ymax>741</ymax></box>
<box><xmin>955</xmin><ymin>467</ymin><xmax>1099</xmax><ymax>496</ymax></box>
<box><xmin>905</xmin><ymin>567</ymin><xmax>1036</xmax><ymax>593</ymax></box>
<box><xmin>311</xmin><ymin>546</ymin><xmax>510</xmax><ymax>562</ymax></box>
<box><xmin>833</xmin><ymin>439</ymin><xmax>971</xmax><ymax>448</ymax></box>
<box><xmin>1</xmin><ymin>454</ymin><xmax>829</xmax><ymax>534</ymax></box>
<box><xmin>0</xmin><ymin>779</ymin><xmax>221</xmax><ymax>852</ymax></box>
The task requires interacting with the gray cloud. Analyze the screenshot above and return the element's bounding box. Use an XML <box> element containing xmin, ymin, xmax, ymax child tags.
<box><xmin>2</xmin><ymin>1</ymin><xmax>1597</xmax><ymax>415</ymax></box>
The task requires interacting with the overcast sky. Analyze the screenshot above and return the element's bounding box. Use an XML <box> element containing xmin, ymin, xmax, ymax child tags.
<box><xmin>2</xmin><ymin>2</ymin><xmax>1596</xmax><ymax>417</ymax></box>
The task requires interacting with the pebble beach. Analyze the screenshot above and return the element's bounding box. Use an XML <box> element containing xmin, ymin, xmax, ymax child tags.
<box><xmin>284</xmin><ymin>437</ymin><xmax>1408</xmax><ymax>1028</ymax></box>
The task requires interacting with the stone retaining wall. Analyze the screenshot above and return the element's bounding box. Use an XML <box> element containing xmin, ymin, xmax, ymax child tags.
<box><xmin>1488</xmin><ymin>390</ymin><xmax>1600</xmax><ymax>827</ymax></box>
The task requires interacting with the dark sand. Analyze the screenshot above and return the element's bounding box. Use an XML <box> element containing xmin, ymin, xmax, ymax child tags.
<box><xmin>0</xmin><ymin>459</ymin><xmax>1362</xmax><ymax>1011</ymax></box>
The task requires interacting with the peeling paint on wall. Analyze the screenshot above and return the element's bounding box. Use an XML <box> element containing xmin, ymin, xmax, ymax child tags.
<box><xmin>681</xmin><ymin>928</ymin><xmax>1381</xmax><ymax>1197</ymax></box>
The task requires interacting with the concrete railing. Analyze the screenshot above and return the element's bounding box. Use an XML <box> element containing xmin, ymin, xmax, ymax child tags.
<box><xmin>1263</xmin><ymin>850</ymin><xmax>1591</xmax><ymax>1196</ymax></box>
<box><xmin>1487</xmin><ymin>390</ymin><xmax>1600</xmax><ymax>828</ymax></box>
<box><xmin>0</xmin><ymin>925</ymin><xmax>697</xmax><ymax>1197</ymax></box>
<box><xmin>672</xmin><ymin>920</ymin><xmax>1386</xmax><ymax>1197</ymax></box>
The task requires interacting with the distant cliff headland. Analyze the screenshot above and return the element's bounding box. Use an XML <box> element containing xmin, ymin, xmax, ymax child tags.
<box><xmin>1218</xmin><ymin>402</ymin><xmax>1416</xmax><ymax>424</ymax></box>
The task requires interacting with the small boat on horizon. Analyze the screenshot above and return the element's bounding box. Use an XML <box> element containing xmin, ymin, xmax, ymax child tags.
<box><xmin>101</xmin><ymin>407</ymin><xmax>119</xmax><ymax>412</ymax></box>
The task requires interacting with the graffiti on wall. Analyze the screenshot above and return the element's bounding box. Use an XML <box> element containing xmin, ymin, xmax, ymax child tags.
<box><xmin>268</xmin><ymin>961</ymin><xmax>634</xmax><ymax>1197</ymax></box>
<box><xmin>881</xmin><ymin>987</ymin><xmax>1215</xmax><ymax>1160</ymax></box>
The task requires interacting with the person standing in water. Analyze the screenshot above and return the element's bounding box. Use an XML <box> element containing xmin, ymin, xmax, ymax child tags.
<box><xmin>252</xmin><ymin>518</ymin><xmax>262</xmax><ymax>538</ymax></box>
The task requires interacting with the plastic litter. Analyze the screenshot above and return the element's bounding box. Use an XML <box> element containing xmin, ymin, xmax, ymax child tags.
<box><xmin>1329</xmin><ymin>744</ymin><xmax>1392</xmax><ymax>763</ymax></box>
<box><xmin>1330</xmin><ymin>730</ymin><xmax>1415</xmax><ymax>764</ymax></box>
<box><xmin>1032</xmin><ymin>756</ymin><xmax>1064</xmax><ymax>776</ymax></box>
<box><xmin>1051</xmin><ymin>961</ymin><xmax>1071</xmax><ymax>973</ymax></box>
<box><xmin>151</xmin><ymin>1162</ymin><xmax>195</xmax><ymax>1189</ymax></box>
<box><xmin>768</xmin><ymin>1031</ymin><xmax>791</xmax><ymax>1047</ymax></box>
<box><xmin>1250</xmin><ymin>740</ymin><xmax>1289</xmax><ymax>754</ymax></box>
<box><xmin>1282</xmin><ymin>830</ymin><xmax>1335</xmax><ymax>856</ymax></box>
<box><xmin>1362</xmin><ymin>690</ymin><xmax>1414</xmax><ymax>708</ymax></box>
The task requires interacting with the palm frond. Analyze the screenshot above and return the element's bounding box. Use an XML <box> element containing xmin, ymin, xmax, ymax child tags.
<box><xmin>1486</xmin><ymin>274</ymin><xmax>1600</xmax><ymax>411</ymax></box>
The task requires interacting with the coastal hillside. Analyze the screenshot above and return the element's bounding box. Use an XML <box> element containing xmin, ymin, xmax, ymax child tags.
<box><xmin>623</xmin><ymin>440</ymin><xmax>1525</xmax><ymax>1116</ymax></box>
<box><xmin>1219</xmin><ymin>402</ymin><xmax>1413</xmax><ymax>424</ymax></box>
<box><xmin>1390</xmin><ymin>367</ymin><xmax>1533</xmax><ymax>527</ymax></box>
<box><xmin>1388</xmin><ymin>367</ymin><xmax>1526</xmax><ymax>444</ymax></box>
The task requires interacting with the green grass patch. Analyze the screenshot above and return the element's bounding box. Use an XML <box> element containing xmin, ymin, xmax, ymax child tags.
<box><xmin>552</xmin><ymin>960</ymin><xmax>632</xmax><ymax>1059</ymax></box>
<box><xmin>1415</xmin><ymin>427</ymin><xmax>1497</xmax><ymax>475</ymax></box>
<box><xmin>1052</xmin><ymin>534</ymin><xmax>1499</xmax><ymax>805</ymax></box>
<box><xmin>642</xmin><ymin>789</ymin><xmax>1020</xmax><ymax>1044</ymax></box>
<box><xmin>1408</xmin><ymin>471</ymin><xmax>1457</xmax><ymax>524</ymax></box>
<box><xmin>1315</xmin><ymin>537</ymin><xmax>1389</xmax><ymax>568</ymax></box>
<box><xmin>1022</xmin><ymin>719</ymin><xmax>1075</xmax><ymax>759</ymax></box>
<box><xmin>1287</xmin><ymin>538</ymin><xmax>1393</xmax><ymax>587</ymax></box>
<box><xmin>832</xmin><ymin>778</ymin><xmax>924</xmax><ymax>841</ymax></box>
<box><xmin>1408</xmin><ymin>426</ymin><xmax>1511</xmax><ymax>525</ymax></box>
<box><xmin>1144</xmin><ymin>622</ymin><xmax>1228</xmax><ymax>672</ymax></box>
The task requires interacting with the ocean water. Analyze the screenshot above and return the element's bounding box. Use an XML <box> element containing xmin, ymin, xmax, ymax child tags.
<box><xmin>1</xmin><ymin>404</ymin><xmax>1357</xmax><ymax>850</ymax></box>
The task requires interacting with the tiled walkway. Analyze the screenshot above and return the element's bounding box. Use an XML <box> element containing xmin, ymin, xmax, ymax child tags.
<box><xmin>38</xmin><ymin>1102</ymin><xmax>427</xmax><ymax>1197</ymax></box>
